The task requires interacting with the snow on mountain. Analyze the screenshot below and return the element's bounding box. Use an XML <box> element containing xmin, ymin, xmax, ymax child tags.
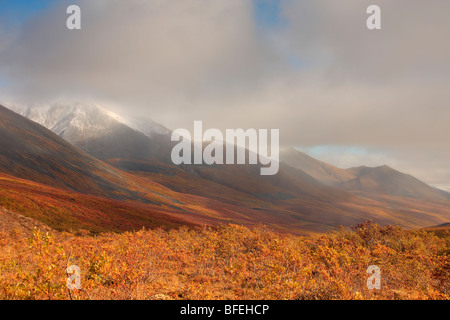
<box><xmin>8</xmin><ymin>103</ymin><xmax>171</xmax><ymax>140</ymax></box>
<box><xmin>122</xmin><ymin>116</ymin><xmax>172</xmax><ymax>138</ymax></box>
<box><xmin>5</xmin><ymin>102</ymin><xmax>175</xmax><ymax>162</ymax></box>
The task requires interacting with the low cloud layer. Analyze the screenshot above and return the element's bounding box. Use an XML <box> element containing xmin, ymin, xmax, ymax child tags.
<box><xmin>0</xmin><ymin>0</ymin><xmax>449</xmax><ymax>187</ymax></box>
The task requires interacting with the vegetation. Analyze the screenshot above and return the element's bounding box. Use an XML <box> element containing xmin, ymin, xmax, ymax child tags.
<box><xmin>0</xmin><ymin>219</ymin><xmax>448</xmax><ymax>300</ymax></box>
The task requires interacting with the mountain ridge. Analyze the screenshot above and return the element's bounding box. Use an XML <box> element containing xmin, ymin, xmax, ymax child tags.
<box><xmin>3</xmin><ymin>103</ymin><xmax>450</xmax><ymax>234</ymax></box>
<box><xmin>281</xmin><ymin>147</ymin><xmax>450</xmax><ymax>202</ymax></box>
<box><xmin>9</xmin><ymin>103</ymin><xmax>174</xmax><ymax>163</ymax></box>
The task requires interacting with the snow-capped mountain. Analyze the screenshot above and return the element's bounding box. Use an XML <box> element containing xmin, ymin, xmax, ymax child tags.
<box><xmin>3</xmin><ymin>102</ymin><xmax>450</xmax><ymax>232</ymax></box>
<box><xmin>8</xmin><ymin>103</ymin><xmax>174</xmax><ymax>162</ymax></box>
<box><xmin>9</xmin><ymin>103</ymin><xmax>171</xmax><ymax>140</ymax></box>
<box><xmin>121</xmin><ymin>116</ymin><xmax>172</xmax><ymax>138</ymax></box>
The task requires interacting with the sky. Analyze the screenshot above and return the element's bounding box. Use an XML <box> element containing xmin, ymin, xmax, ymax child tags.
<box><xmin>0</xmin><ymin>0</ymin><xmax>56</xmax><ymax>24</ymax></box>
<box><xmin>0</xmin><ymin>0</ymin><xmax>450</xmax><ymax>190</ymax></box>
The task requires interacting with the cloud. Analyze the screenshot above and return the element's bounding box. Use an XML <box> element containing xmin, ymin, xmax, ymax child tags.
<box><xmin>0</xmin><ymin>0</ymin><xmax>449</xmax><ymax>187</ymax></box>
<box><xmin>1</xmin><ymin>0</ymin><xmax>274</xmax><ymax>112</ymax></box>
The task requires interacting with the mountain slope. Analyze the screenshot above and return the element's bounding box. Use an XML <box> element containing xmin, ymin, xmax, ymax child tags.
<box><xmin>0</xmin><ymin>104</ymin><xmax>366</xmax><ymax>233</ymax></box>
<box><xmin>0</xmin><ymin>171</ymin><xmax>193</xmax><ymax>232</ymax></box>
<box><xmin>5</xmin><ymin>103</ymin><xmax>450</xmax><ymax>233</ymax></box>
<box><xmin>280</xmin><ymin>147</ymin><xmax>354</xmax><ymax>185</ymax></box>
<box><xmin>0</xmin><ymin>104</ymin><xmax>224</xmax><ymax>231</ymax></box>
<box><xmin>10</xmin><ymin>103</ymin><xmax>174</xmax><ymax>162</ymax></box>
<box><xmin>0</xmin><ymin>104</ymin><xmax>139</xmax><ymax>198</ymax></box>
<box><xmin>10</xmin><ymin>103</ymin><xmax>353</xmax><ymax>203</ymax></box>
<box><xmin>0</xmin><ymin>104</ymin><xmax>328</xmax><ymax>233</ymax></box>
<box><xmin>281</xmin><ymin>147</ymin><xmax>450</xmax><ymax>202</ymax></box>
<box><xmin>341</xmin><ymin>165</ymin><xmax>450</xmax><ymax>202</ymax></box>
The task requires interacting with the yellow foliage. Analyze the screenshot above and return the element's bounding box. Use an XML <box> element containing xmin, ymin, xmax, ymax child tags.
<box><xmin>0</xmin><ymin>221</ymin><xmax>448</xmax><ymax>300</ymax></box>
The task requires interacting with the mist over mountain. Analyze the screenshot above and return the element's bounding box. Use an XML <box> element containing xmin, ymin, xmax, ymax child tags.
<box><xmin>0</xmin><ymin>104</ymin><xmax>135</xmax><ymax>197</ymax></box>
<box><xmin>280</xmin><ymin>147</ymin><xmax>354</xmax><ymax>185</ymax></box>
<box><xmin>281</xmin><ymin>147</ymin><xmax>450</xmax><ymax>202</ymax></box>
<box><xmin>10</xmin><ymin>103</ymin><xmax>357</xmax><ymax>202</ymax></box>
<box><xmin>342</xmin><ymin>165</ymin><xmax>450</xmax><ymax>202</ymax></box>
<box><xmin>10</xmin><ymin>103</ymin><xmax>174</xmax><ymax>162</ymax></box>
<box><xmin>3</xmin><ymin>103</ymin><xmax>450</xmax><ymax>233</ymax></box>
<box><xmin>12</xmin><ymin>102</ymin><xmax>449</xmax><ymax>203</ymax></box>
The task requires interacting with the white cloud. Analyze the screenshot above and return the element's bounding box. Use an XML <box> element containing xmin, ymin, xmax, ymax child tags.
<box><xmin>1</xmin><ymin>0</ymin><xmax>449</xmax><ymax>187</ymax></box>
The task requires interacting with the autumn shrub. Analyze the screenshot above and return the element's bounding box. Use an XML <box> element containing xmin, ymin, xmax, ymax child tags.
<box><xmin>0</xmin><ymin>221</ymin><xmax>448</xmax><ymax>300</ymax></box>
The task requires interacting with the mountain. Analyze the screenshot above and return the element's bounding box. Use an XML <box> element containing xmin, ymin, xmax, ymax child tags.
<box><xmin>281</xmin><ymin>147</ymin><xmax>450</xmax><ymax>202</ymax></box>
<box><xmin>0</xmin><ymin>104</ymin><xmax>139</xmax><ymax>197</ymax></box>
<box><xmin>0</xmin><ymin>104</ymin><xmax>212</xmax><ymax>231</ymax></box>
<box><xmin>0</xmin><ymin>171</ymin><xmax>191</xmax><ymax>232</ymax></box>
<box><xmin>341</xmin><ymin>165</ymin><xmax>450</xmax><ymax>202</ymax></box>
<box><xmin>9</xmin><ymin>103</ymin><xmax>352</xmax><ymax>203</ymax></box>
<box><xmin>4</xmin><ymin>103</ymin><xmax>450</xmax><ymax>233</ymax></box>
<box><xmin>10</xmin><ymin>103</ymin><xmax>171</xmax><ymax>139</ymax></box>
<box><xmin>0</xmin><ymin>103</ymin><xmax>363</xmax><ymax>233</ymax></box>
<box><xmin>280</xmin><ymin>147</ymin><xmax>354</xmax><ymax>185</ymax></box>
<box><xmin>121</xmin><ymin>116</ymin><xmax>172</xmax><ymax>138</ymax></box>
<box><xmin>1</xmin><ymin>104</ymin><xmax>305</xmax><ymax>232</ymax></box>
<box><xmin>10</xmin><ymin>103</ymin><xmax>174</xmax><ymax>162</ymax></box>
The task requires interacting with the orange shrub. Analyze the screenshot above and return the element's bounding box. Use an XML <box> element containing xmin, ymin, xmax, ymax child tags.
<box><xmin>0</xmin><ymin>221</ymin><xmax>448</xmax><ymax>300</ymax></box>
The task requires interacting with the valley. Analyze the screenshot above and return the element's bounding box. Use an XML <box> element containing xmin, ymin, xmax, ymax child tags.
<box><xmin>1</xmin><ymin>103</ymin><xmax>449</xmax><ymax>235</ymax></box>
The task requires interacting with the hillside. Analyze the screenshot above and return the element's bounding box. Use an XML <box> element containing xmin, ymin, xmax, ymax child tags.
<box><xmin>282</xmin><ymin>148</ymin><xmax>450</xmax><ymax>202</ymax></box>
<box><xmin>0</xmin><ymin>104</ymin><xmax>144</xmax><ymax>198</ymax></box>
<box><xmin>1</xmin><ymin>104</ymin><xmax>328</xmax><ymax>233</ymax></box>
<box><xmin>10</xmin><ymin>103</ymin><xmax>173</xmax><ymax>162</ymax></box>
<box><xmin>280</xmin><ymin>147</ymin><xmax>354</xmax><ymax>185</ymax></box>
<box><xmin>2</xmin><ymin>104</ymin><xmax>450</xmax><ymax>234</ymax></box>
<box><xmin>341</xmin><ymin>165</ymin><xmax>450</xmax><ymax>202</ymax></box>
<box><xmin>0</xmin><ymin>172</ymin><xmax>195</xmax><ymax>232</ymax></box>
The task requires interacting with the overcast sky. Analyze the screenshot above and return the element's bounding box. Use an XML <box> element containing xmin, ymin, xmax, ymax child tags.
<box><xmin>0</xmin><ymin>0</ymin><xmax>450</xmax><ymax>190</ymax></box>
